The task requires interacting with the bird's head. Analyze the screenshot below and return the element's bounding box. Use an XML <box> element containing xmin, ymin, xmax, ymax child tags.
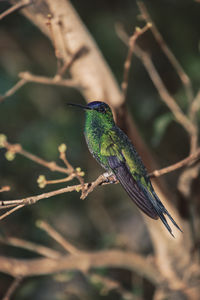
<box><xmin>68</xmin><ymin>101</ymin><xmax>114</xmax><ymax>123</ymax></box>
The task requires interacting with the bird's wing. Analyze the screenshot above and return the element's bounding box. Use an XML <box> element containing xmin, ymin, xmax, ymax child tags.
<box><xmin>100</xmin><ymin>132</ymin><xmax>158</xmax><ymax>219</ymax></box>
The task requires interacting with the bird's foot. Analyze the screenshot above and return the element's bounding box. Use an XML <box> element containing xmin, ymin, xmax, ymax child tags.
<box><xmin>103</xmin><ymin>172</ymin><xmax>118</xmax><ymax>184</ymax></box>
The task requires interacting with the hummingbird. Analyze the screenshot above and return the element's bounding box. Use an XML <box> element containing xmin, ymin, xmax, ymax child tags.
<box><xmin>68</xmin><ymin>101</ymin><xmax>182</xmax><ymax>237</ymax></box>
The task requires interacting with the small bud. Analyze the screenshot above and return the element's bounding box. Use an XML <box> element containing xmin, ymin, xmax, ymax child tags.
<box><xmin>135</xmin><ymin>26</ymin><xmax>141</xmax><ymax>32</ymax></box>
<box><xmin>5</xmin><ymin>151</ymin><xmax>15</xmax><ymax>161</ymax></box>
<box><xmin>35</xmin><ymin>219</ymin><xmax>42</xmax><ymax>227</ymax></box>
<box><xmin>75</xmin><ymin>186</ymin><xmax>81</xmax><ymax>192</ymax></box>
<box><xmin>58</xmin><ymin>143</ymin><xmax>67</xmax><ymax>153</ymax></box>
<box><xmin>147</xmin><ymin>22</ymin><xmax>152</xmax><ymax>28</ymax></box>
<box><xmin>76</xmin><ymin>167</ymin><xmax>81</xmax><ymax>172</ymax></box>
<box><xmin>37</xmin><ymin>175</ymin><xmax>46</xmax><ymax>188</ymax></box>
<box><xmin>79</xmin><ymin>171</ymin><xmax>85</xmax><ymax>177</ymax></box>
<box><xmin>0</xmin><ymin>134</ymin><xmax>7</xmax><ymax>148</ymax></box>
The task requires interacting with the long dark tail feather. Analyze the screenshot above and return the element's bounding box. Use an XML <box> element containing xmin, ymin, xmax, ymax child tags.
<box><xmin>107</xmin><ymin>156</ymin><xmax>182</xmax><ymax>237</ymax></box>
<box><xmin>151</xmin><ymin>189</ymin><xmax>183</xmax><ymax>235</ymax></box>
<box><xmin>137</xmin><ymin>182</ymin><xmax>182</xmax><ymax>237</ymax></box>
<box><xmin>156</xmin><ymin>210</ymin><xmax>175</xmax><ymax>238</ymax></box>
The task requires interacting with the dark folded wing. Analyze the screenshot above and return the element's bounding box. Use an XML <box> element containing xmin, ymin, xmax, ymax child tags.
<box><xmin>108</xmin><ymin>156</ymin><xmax>158</xmax><ymax>220</ymax></box>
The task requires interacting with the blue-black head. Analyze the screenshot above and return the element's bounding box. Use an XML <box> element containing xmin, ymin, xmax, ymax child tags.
<box><xmin>68</xmin><ymin>101</ymin><xmax>112</xmax><ymax>114</ymax></box>
<box><xmin>68</xmin><ymin>101</ymin><xmax>114</xmax><ymax>125</ymax></box>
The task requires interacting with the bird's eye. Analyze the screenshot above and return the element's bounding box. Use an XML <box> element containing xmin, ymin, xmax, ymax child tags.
<box><xmin>98</xmin><ymin>106</ymin><xmax>106</xmax><ymax>113</ymax></box>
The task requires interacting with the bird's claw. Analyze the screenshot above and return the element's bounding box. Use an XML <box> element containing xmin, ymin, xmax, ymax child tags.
<box><xmin>103</xmin><ymin>172</ymin><xmax>118</xmax><ymax>184</ymax></box>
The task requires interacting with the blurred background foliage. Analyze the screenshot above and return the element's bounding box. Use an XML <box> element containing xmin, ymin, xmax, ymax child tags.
<box><xmin>0</xmin><ymin>0</ymin><xmax>200</xmax><ymax>299</ymax></box>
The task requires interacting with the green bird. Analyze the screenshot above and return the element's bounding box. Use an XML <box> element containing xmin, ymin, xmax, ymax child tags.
<box><xmin>69</xmin><ymin>101</ymin><xmax>182</xmax><ymax>237</ymax></box>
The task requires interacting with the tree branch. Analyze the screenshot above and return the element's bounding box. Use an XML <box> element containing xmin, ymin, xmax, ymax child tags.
<box><xmin>0</xmin><ymin>78</ymin><xmax>26</xmax><ymax>103</ymax></box>
<box><xmin>2</xmin><ymin>276</ymin><xmax>23</xmax><ymax>300</ymax></box>
<box><xmin>0</xmin><ymin>0</ymin><xmax>31</xmax><ymax>21</ymax></box>
<box><xmin>137</xmin><ymin>1</ymin><xmax>194</xmax><ymax>103</ymax></box>
<box><xmin>0</xmin><ymin>236</ymin><xmax>61</xmax><ymax>259</ymax></box>
<box><xmin>121</xmin><ymin>22</ymin><xmax>151</xmax><ymax>100</ymax></box>
<box><xmin>149</xmin><ymin>147</ymin><xmax>200</xmax><ymax>178</ymax></box>
<box><xmin>18</xmin><ymin>71</ymin><xmax>79</xmax><ymax>88</ymax></box>
<box><xmin>0</xmin><ymin>250</ymin><xmax>161</xmax><ymax>285</ymax></box>
<box><xmin>37</xmin><ymin>220</ymin><xmax>81</xmax><ymax>255</ymax></box>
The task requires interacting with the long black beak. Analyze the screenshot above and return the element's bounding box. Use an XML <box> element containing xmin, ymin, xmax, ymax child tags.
<box><xmin>67</xmin><ymin>103</ymin><xmax>92</xmax><ymax>110</ymax></box>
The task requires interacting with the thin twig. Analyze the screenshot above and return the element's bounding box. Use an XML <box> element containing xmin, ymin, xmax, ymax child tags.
<box><xmin>46</xmin><ymin>14</ymin><xmax>63</xmax><ymax>73</ymax></box>
<box><xmin>0</xmin><ymin>0</ymin><xmax>31</xmax><ymax>21</ymax></box>
<box><xmin>0</xmin><ymin>174</ymin><xmax>109</xmax><ymax>220</ymax></box>
<box><xmin>18</xmin><ymin>71</ymin><xmax>79</xmax><ymax>88</ymax></box>
<box><xmin>2</xmin><ymin>140</ymin><xmax>70</xmax><ymax>174</ymax></box>
<box><xmin>1</xmin><ymin>141</ymin><xmax>200</xmax><ymax>219</ymax></box>
<box><xmin>121</xmin><ymin>23</ymin><xmax>151</xmax><ymax>100</ymax></box>
<box><xmin>59</xmin><ymin>146</ymin><xmax>85</xmax><ymax>191</ymax></box>
<box><xmin>0</xmin><ymin>236</ymin><xmax>61</xmax><ymax>259</ymax></box>
<box><xmin>2</xmin><ymin>276</ymin><xmax>23</xmax><ymax>300</ymax></box>
<box><xmin>135</xmin><ymin>48</ymin><xmax>196</xmax><ymax>137</ymax></box>
<box><xmin>189</xmin><ymin>90</ymin><xmax>200</xmax><ymax>153</ymax></box>
<box><xmin>116</xmin><ymin>23</ymin><xmax>198</xmax><ymax>153</ymax></box>
<box><xmin>149</xmin><ymin>147</ymin><xmax>200</xmax><ymax>178</ymax></box>
<box><xmin>0</xmin><ymin>71</ymin><xmax>79</xmax><ymax>102</ymax></box>
<box><xmin>137</xmin><ymin>1</ymin><xmax>194</xmax><ymax>103</ymax></box>
<box><xmin>43</xmin><ymin>174</ymin><xmax>76</xmax><ymax>186</ymax></box>
<box><xmin>189</xmin><ymin>90</ymin><xmax>200</xmax><ymax>121</ymax></box>
<box><xmin>56</xmin><ymin>46</ymin><xmax>89</xmax><ymax>78</ymax></box>
<box><xmin>0</xmin><ymin>79</ymin><xmax>26</xmax><ymax>103</ymax></box>
<box><xmin>80</xmin><ymin>174</ymin><xmax>117</xmax><ymax>200</ymax></box>
<box><xmin>0</xmin><ymin>186</ymin><xmax>10</xmax><ymax>193</ymax></box>
<box><xmin>37</xmin><ymin>220</ymin><xmax>81</xmax><ymax>254</ymax></box>
<box><xmin>0</xmin><ymin>205</ymin><xmax>24</xmax><ymax>220</ymax></box>
<box><xmin>89</xmin><ymin>273</ymin><xmax>138</xmax><ymax>299</ymax></box>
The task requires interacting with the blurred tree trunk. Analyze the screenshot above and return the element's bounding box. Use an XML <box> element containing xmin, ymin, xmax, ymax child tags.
<box><xmin>11</xmin><ymin>0</ymin><xmax>198</xmax><ymax>298</ymax></box>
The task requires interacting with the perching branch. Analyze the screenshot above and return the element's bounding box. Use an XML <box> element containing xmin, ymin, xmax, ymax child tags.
<box><xmin>1</xmin><ymin>136</ymin><xmax>200</xmax><ymax>221</ymax></box>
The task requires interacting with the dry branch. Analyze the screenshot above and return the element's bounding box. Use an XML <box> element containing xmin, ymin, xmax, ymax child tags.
<box><xmin>2</xmin><ymin>276</ymin><xmax>23</xmax><ymax>300</ymax></box>
<box><xmin>0</xmin><ymin>250</ymin><xmax>161</xmax><ymax>285</ymax></box>
<box><xmin>0</xmin><ymin>236</ymin><xmax>61</xmax><ymax>259</ymax></box>
<box><xmin>116</xmin><ymin>24</ymin><xmax>197</xmax><ymax>145</ymax></box>
<box><xmin>0</xmin><ymin>0</ymin><xmax>31</xmax><ymax>21</ymax></box>
<box><xmin>0</xmin><ymin>186</ymin><xmax>10</xmax><ymax>193</ymax></box>
<box><xmin>137</xmin><ymin>1</ymin><xmax>194</xmax><ymax>103</ymax></box>
<box><xmin>37</xmin><ymin>220</ymin><xmax>81</xmax><ymax>255</ymax></box>
<box><xmin>3</xmin><ymin>0</ymin><xmax>197</xmax><ymax>292</ymax></box>
<box><xmin>149</xmin><ymin>147</ymin><xmax>200</xmax><ymax>178</ymax></box>
<box><xmin>135</xmin><ymin>49</ymin><xmax>196</xmax><ymax>137</ymax></box>
<box><xmin>0</xmin><ymin>79</ymin><xmax>26</xmax><ymax>103</ymax></box>
<box><xmin>121</xmin><ymin>23</ymin><xmax>151</xmax><ymax>100</ymax></box>
<box><xmin>18</xmin><ymin>71</ymin><xmax>79</xmax><ymax>88</ymax></box>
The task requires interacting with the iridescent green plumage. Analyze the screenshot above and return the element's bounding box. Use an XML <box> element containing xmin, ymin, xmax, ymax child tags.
<box><xmin>69</xmin><ymin>101</ymin><xmax>182</xmax><ymax>237</ymax></box>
